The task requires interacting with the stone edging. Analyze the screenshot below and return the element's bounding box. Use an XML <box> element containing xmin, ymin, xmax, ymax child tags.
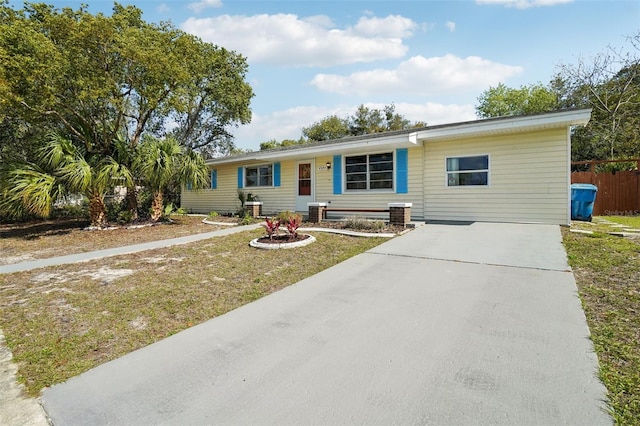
<box><xmin>202</xmin><ymin>219</ymin><xmax>237</xmax><ymax>226</ymax></box>
<box><xmin>250</xmin><ymin>234</ymin><xmax>316</xmax><ymax>250</ymax></box>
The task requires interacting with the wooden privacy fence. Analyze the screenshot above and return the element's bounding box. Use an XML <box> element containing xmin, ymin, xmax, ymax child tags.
<box><xmin>571</xmin><ymin>159</ymin><xmax>640</xmax><ymax>216</ymax></box>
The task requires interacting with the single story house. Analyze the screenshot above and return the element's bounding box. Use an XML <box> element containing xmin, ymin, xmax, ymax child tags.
<box><xmin>181</xmin><ymin>108</ymin><xmax>591</xmax><ymax>225</ymax></box>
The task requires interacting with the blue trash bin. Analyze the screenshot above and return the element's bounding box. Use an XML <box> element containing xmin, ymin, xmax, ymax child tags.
<box><xmin>571</xmin><ymin>183</ymin><xmax>598</xmax><ymax>221</ymax></box>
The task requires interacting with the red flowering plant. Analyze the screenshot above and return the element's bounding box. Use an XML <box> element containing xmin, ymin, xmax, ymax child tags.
<box><xmin>264</xmin><ymin>216</ymin><xmax>281</xmax><ymax>240</ymax></box>
<box><xmin>285</xmin><ymin>214</ymin><xmax>302</xmax><ymax>240</ymax></box>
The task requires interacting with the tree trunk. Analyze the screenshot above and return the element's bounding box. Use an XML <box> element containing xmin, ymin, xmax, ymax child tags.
<box><xmin>150</xmin><ymin>190</ymin><xmax>164</xmax><ymax>222</ymax></box>
<box><xmin>125</xmin><ymin>186</ymin><xmax>138</xmax><ymax>221</ymax></box>
<box><xmin>88</xmin><ymin>193</ymin><xmax>108</xmax><ymax>227</ymax></box>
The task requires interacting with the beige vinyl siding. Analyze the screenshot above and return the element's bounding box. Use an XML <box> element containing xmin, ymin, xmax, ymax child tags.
<box><xmin>423</xmin><ymin>128</ymin><xmax>570</xmax><ymax>225</ymax></box>
<box><xmin>315</xmin><ymin>148</ymin><xmax>424</xmax><ymax>219</ymax></box>
<box><xmin>180</xmin><ymin>160</ymin><xmax>297</xmax><ymax>215</ymax></box>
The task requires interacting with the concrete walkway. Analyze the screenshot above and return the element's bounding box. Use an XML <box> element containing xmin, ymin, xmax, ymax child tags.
<box><xmin>0</xmin><ymin>223</ymin><xmax>263</xmax><ymax>274</ymax></box>
<box><xmin>40</xmin><ymin>222</ymin><xmax>611</xmax><ymax>425</ymax></box>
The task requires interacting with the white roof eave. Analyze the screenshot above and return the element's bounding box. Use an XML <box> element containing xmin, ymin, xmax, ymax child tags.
<box><xmin>415</xmin><ymin>108</ymin><xmax>592</xmax><ymax>142</ymax></box>
<box><xmin>207</xmin><ymin>133</ymin><xmax>419</xmax><ymax>165</ymax></box>
<box><xmin>207</xmin><ymin>109</ymin><xmax>592</xmax><ymax>165</ymax></box>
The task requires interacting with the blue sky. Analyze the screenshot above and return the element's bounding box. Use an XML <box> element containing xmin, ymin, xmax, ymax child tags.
<box><xmin>13</xmin><ymin>0</ymin><xmax>640</xmax><ymax>150</ymax></box>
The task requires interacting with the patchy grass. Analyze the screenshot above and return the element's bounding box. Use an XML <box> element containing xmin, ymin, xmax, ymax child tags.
<box><xmin>0</xmin><ymin>229</ymin><xmax>386</xmax><ymax>396</ymax></box>
<box><xmin>604</xmin><ymin>215</ymin><xmax>640</xmax><ymax>229</ymax></box>
<box><xmin>562</xmin><ymin>226</ymin><xmax>640</xmax><ymax>424</ymax></box>
<box><xmin>0</xmin><ymin>215</ymin><xmax>219</xmax><ymax>265</ymax></box>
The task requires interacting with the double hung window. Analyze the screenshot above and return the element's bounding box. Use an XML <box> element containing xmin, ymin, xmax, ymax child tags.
<box><xmin>245</xmin><ymin>164</ymin><xmax>273</xmax><ymax>187</ymax></box>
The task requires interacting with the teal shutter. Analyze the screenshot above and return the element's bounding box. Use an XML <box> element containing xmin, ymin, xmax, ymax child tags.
<box><xmin>396</xmin><ymin>148</ymin><xmax>408</xmax><ymax>194</ymax></box>
<box><xmin>186</xmin><ymin>182</ymin><xmax>193</xmax><ymax>191</ymax></box>
<box><xmin>210</xmin><ymin>169</ymin><xmax>217</xmax><ymax>189</ymax></box>
<box><xmin>333</xmin><ymin>155</ymin><xmax>342</xmax><ymax>195</ymax></box>
<box><xmin>237</xmin><ymin>167</ymin><xmax>243</xmax><ymax>188</ymax></box>
<box><xmin>273</xmin><ymin>162</ymin><xmax>281</xmax><ymax>187</ymax></box>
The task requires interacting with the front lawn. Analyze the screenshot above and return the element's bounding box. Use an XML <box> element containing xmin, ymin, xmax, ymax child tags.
<box><xmin>0</xmin><ymin>215</ymin><xmax>220</xmax><ymax>265</ymax></box>
<box><xmin>0</xmin><ymin>228</ymin><xmax>387</xmax><ymax>396</ymax></box>
<box><xmin>563</xmin><ymin>220</ymin><xmax>640</xmax><ymax>424</ymax></box>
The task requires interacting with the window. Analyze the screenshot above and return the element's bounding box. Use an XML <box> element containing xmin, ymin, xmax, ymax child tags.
<box><xmin>345</xmin><ymin>152</ymin><xmax>393</xmax><ymax>191</ymax></box>
<box><xmin>446</xmin><ymin>155</ymin><xmax>489</xmax><ymax>186</ymax></box>
<box><xmin>245</xmin><ymin>164</ymin><xmax>273</xmax><ymax>187</ymax></box>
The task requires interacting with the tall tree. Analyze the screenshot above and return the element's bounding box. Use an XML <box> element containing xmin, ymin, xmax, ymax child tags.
<box><xmin>135</xmin><ymin>136</ymin><xmax>209</xmax><ymax>222</ymax></box>
<box><xmin>0</xmin><ymin>134</ymin><xmax>132</xmax><ymax>226</ymax></box>
<box><xmin>302</xmin><ymin>115</ymin><xmax>351</xmax><ymax>142</ymax></box>
<box><xmin>475</xmin><ymin>83</ymin><xmax>559</xmax><ymax>118</ymax></box>
<box><xmin>0</xmin><ymin>1</ymin><xmax>253</xmax><ymax>219</ymax></box>
<box><xmin>0</xmin><ymin>2</ymin><xmax>253</xmax><ymax>157</ymax></box>
<box><xmin>556</xmin><ymin>31</ymin><xmax>640</xmax><ymax>160</ymax></box>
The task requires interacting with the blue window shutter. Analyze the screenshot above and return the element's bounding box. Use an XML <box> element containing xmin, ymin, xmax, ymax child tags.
<box><xmin>210</xmin><ymin>169</ymin><xmax>217</xmax><ymax>189</ymax></box>
<box><xmin>237</xmin><ymin>167</ymin><xmax>243</xmax><ymax>189</ymax></box>
<box><xmin>273</xmin><ymin>162</ymin><xmax>281</xmax><ymax>187</ymax></box>
<box><xmin>186</xmin><ymin>182</ymin><xmax>193</xmax><ymax>191</ymax></box>
<box><xmin>333</xmin><ymin>155</ymin><xmax>342</xmax><ymax>195</ymax></box>
<box><xmin>396</xmin><ymin>148</ymin><xmax>408</xmax><ymax>194</ymax></box>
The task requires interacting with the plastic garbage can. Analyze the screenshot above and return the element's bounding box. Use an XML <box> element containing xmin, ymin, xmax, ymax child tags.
<box><xmin>571</xmin><ymin>183</ymin><xmax>598</xmax><ymax>222</ymax></box>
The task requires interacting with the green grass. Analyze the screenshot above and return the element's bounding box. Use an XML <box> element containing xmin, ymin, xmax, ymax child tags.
<box><xmin>563</xmin><ymin>226</ymin><xmax>640</xmax><ymax>424</ymax></box>
<box><xmin>603</xmin><ymin>215</ymin><xmax>640</xmax><ymax>229</ymax></box>
<box><xmin>0</xmin><ymin>229</ymin><xmax>387</xmax><ymax>396</ymax></box>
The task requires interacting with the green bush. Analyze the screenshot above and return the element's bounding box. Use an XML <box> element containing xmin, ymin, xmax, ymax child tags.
<box><xmin>51</xmin><ymin>202</ymin><xmax>88</xmax><ymax>220</ymax></box>
<box><xmin>343</xmin><ymin>216</ymin><xmax>386</xmax><ymax>231</ymax></box>
<box><xmin>207</xmin><ymin>211</ymin><xmax>219</xmax><ymax>219</ymax></box>
<box><xmin>237</xmin><ymin>213</ymin><xmax>255</xmax><ymax>225</ymax></box>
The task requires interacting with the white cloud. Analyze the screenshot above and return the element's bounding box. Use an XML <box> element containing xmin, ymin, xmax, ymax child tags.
<box><xmin>231</xmin><ymin>102</ymin><xmax>477</xmax><ymax>151</ymax></box>
<box><xmin>310</xmin><ymin>54</ymin><xmax>523</xmax><ymax>96</ymax></box>
<box><xmin>231</xmin><ymin>105</ymin><xmax>350</xmax><ymax>149</ymax></box>
<box><xmin>476</xmin><ymin>0</ymin><xmax>572</xmax><ymax>9</ymax></box>
<box><xmin>181</xmin><ymin>14</ymin><xmax>414</xmax><ymax>67</ymax></box>
<box><xmin>188</xmin><ymin>0</ymin><xmax>223</xmax><ymax>13</ymax></box>
<box><xmin>156</xmin><ymin>3</ymin><xmax>170</xmax><ymax>13</ymax></box>
<box><xmin>353</xmin><ymin>15</ymin><xmax>417</xmax><ymax>38</ymax></box>
<box><xmin>445</xmin><ymin>21</ymin><xmax>456</xmax><ymax>32</ymax></box>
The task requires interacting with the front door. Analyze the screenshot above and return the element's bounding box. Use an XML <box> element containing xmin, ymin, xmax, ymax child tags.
<box><xmin>295</xmin><ymin>160</ymin><xmax>314</xmax><ymax>212</ymax></box>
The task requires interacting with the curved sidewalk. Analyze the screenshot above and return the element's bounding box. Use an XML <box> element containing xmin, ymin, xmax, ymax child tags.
<box><xmin>0</xmin><ymin>223</ymin><xmax>263</xmax><ymax>274</ymax></box>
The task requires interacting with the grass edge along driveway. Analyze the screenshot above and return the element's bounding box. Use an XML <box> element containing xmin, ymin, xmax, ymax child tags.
<box><xmin>562</xmin><ymin>218</ymin><xmax>640</xmax><ymax>425</ymax></box>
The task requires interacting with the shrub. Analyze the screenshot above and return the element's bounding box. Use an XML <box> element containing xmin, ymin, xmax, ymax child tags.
<box><xmin>277</xmin><ymin>210</ymin><xmax>295</xmax><ymax>222</ymax></box>
<box><xmin>263</xmin><ymin>216</ymin><xmax>281</xmax><ymax>240</ymax></box>
<box><xmin>51</xmin><ymin>202</ymin><xmax>88</xmax><ymax>220</ymax></box>
<box><xmin>284</xmin><ymin>214</ymin><xmax>302</xmax><ymax>239</ymax></box>
<box><xmin>117</xmin><ymin>210</ymin><xmax>134</xmax><ymax>225</ymax></box>
<box><xmin>343</xmin><ymin>216</ymin><xmax>386</xmax><ymax>231</ymax></box>
<box><xmin>207</xmin><ymin>211</ymin><xmax>219</xmax><ymax>219</ymax></box>
<box><xmin>237</xmin><ymin>213</ymin><xmax>254</xmax><ymax>226</ymax></box>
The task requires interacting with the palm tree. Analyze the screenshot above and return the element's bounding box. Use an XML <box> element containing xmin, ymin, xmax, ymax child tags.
<box><xmin>0</xmin><ymin>134</ymin><xmax>132</xmax><ymax>226</ymax></box>
<box><xmin>135</xmin><ymin>136</ymin><xmax>208</xmax><ymax>222</ymax></box>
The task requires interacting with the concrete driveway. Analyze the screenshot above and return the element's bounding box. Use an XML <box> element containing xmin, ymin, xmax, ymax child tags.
<box><xmin>41</xmin><ymin>222</ymin><xmax>611</xmax><ymax>425</ymax></box>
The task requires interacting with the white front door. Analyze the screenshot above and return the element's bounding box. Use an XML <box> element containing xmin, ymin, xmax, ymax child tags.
<box><xmin>295</xmin><ymin>160</ymin><xmax>315</xmax><ymax>212</ymax></box>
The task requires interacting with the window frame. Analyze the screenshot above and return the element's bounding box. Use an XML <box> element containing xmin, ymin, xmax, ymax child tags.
<box><xmin>244</xmin><ymin>163</ymin><xmax>274</xmax><ymax>188</ymax></box>
<box><xmin>344</xmin><ymin>151</ymin><xmax>395</xmax><ymax>193</ymax></box>
<box><xmin>445</xmin><ymin>154</ymin><xmax>490</xmax><ymax>188</ymax></box>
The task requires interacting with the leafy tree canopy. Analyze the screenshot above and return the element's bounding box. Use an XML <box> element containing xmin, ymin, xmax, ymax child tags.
<box><xmin>475</xmin><ymin>31</ymin><xmax>639</xmax><ymax>161</ymax></box>
<box><xmin>0</xmin><ymin>1</ymin><xmax>254</xmax><ymax>160</ymax></box>
<box><xmin>475</xmin><ymin>83</ymin><xmax>559</xmax><ymax>118</ymax></box>
<box><xmin>259</xmin><ymin>104</ymin><xmax>424</xmax><ymax>151</ymax></box>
